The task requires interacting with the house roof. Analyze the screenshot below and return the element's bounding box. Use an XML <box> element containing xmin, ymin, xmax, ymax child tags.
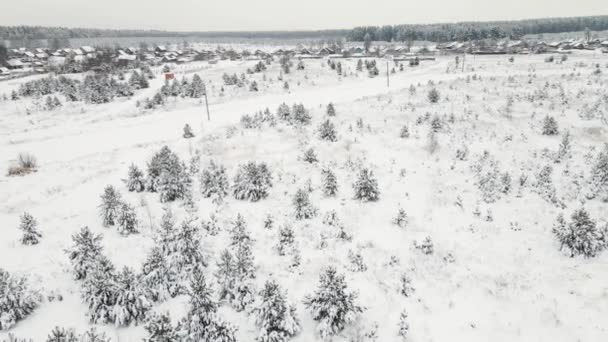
<box><xmin>6</xmin><ymin>59</ymin><xmax>24</xmax><ymax>67</ymax></box>
<box><xmin>81</xmin><ymin>46</ymin><xmax>95</xmax><ymax>53</ymax></box>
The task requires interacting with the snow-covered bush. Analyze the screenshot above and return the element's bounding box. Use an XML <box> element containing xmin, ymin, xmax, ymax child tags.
<box><xmin>326</xmin><ymin>103</ymin><xmax>336</xmax><ymax>116</ymax></box>
<box><xmin>126</xmin><ymin>164</ymin><xmax>145</xmax><ymax>192</ymax></box>
<box><xmin>291</xmin><ymin>103</ymin><xmax>312</xmax><ymax>126</ymax></box>
<box><xmin>542</xmin><ymin>115</ymin><xmax>559</xmax><ymax>135</ymax></box>
<box><xmin>399</xmin><ymin>125</ymin><xmax>410</xmax><ymax>138</ymax></box>
<box><xmin>0</xmin><ymin>269</ymin><xmax>40</xmax><ymax>331</ymax></box>
<box><xmin>347</xmin><ymin>249</ymin><xmax>367</xmax><ymax>272</ymax></box>
<box><xmin>45</xmin><ymin>327</ymin><xmax>78</xmax><ymax>342</ymax></box>
<box><xmin>168</xmin><ymin>219</ymin><xmax>206</xmax><ymax>275</ymax></box>
<box><xmin>18</xmin><ymin>212</ymin><xmax>41</xmax><ymax>245</ymax></box>
<box><xmin>321</xmin><ymin>167</ymin><xmax>338</xmax><ymax>197</ymax></box>
<box><xmin>397</xmin><ymin>309</ymin><xmax>409</xmax><ymax>340</ymax></box>
<box><xmin>318</xmin><ymin>119</ymin><xmax>338</xmax><ymax>142</ymax></box>
<box><xmin>353</xmin><ymin>168</ymin><xmax>380</xmax><ymax>201</ymax></box>
<box><xmin>277</xmin><ymin>103</ymin><xmax>291</xmax><ymax>121</ymax></box>
<box><xmin>392</xmin><ymin>208</ymin><xmax>408</xmax><ymax>229</ymax></box>
<box><xmin>144</xmin><ymin>312</ymin><xmax>178</xmax><ymax>341</ymax></box>
<box><xmin>555</xmin><ymin>131</ymin><xmax>571</xmax><ymax>163</ymax></box>
<box><xmin>99</xmin><ymin>185</ymin><xmax>122</xmax><ymax>227</ymax></box>
<box><xmin>292</xmin><ymin>189</ymin><xmax>318</xmax><ymax>220</ymax></box>
<box><xmin>232</xmin><ymin>162</ymin><xmax>273</xmax><ymax>201</ymax></box>
<box><xmin>302</xmin><ymin>148</ymin><xmax>318</xmax><ymax>164</ymax></box>
<box><xmin>553</xmin><ymin>209</ymin><xmax>607</xmax><ymax>258</ymax></box>
<box><xmin>81</xmin><ymin>261</ymin><xmax>117</xmax><ymax>324</ymax></box>
<box><xmin>183</xmin><ymin>124</ymin><xmax>195</xmax><ymax>139</ymax></box>
<box><xmin>303</xmin><ymin>266</ymin><xmax>363</xmax><ymax>339</ymax></box>
<box><xmin>415</xmin><ymin>236</ymin><xmax>434</xmax><ymax>255</ymax></box>
<box><xmin>399</xmin><ymin>273</ymin><xmax>414</xmax><ymax>297</ymax></box>
<box><xmin>200</xmin><ymin>161</ymin><xmax>229</xmax><ymax>202</ymax></box>
<box><xmin>253</xmin><ymin>279</ymin><xmax>301</xmax><ymax>342</ymax></box>
<box><xmin>7</xmin><ymin>153</ymin><xmax>38</xmax><ymax>177</ymax></box>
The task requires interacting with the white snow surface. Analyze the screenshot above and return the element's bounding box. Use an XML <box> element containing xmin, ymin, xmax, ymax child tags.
<box><xmin>1</xmin><ymin>52</ymin><xmax>608</xmax><ymax>341</ymax></box>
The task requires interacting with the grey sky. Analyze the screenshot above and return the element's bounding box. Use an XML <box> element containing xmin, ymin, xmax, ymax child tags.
<box><xmin>3</xmin><ymin>0</ymin><xmax>607</xmax><ymax>31</ymax></box>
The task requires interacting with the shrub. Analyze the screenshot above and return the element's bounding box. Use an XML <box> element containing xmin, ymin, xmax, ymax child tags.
<box><xmin>353</xmin><ymin>168</ymin><xmax>380</xmax><ymax>201</ymax></box>
<box><xmin>7</xmin><ymin>153</ymin><xmax>37</xmax><ymax>176</ymax></box>
<box><xmin>588</xmin><ymin>144</ymin><xmax>608</xmax><ymax>200</ymax></box>
<box><xmin>392</xmin><ymin>208</ymin><xmax>408</xmax><ymax>228</ymax></box>
<box><xmin>183</xmin><ymin>124</ymin><xmax>195</xmax><ymax>139</ymax></box>
<box><xmin>291</xmin><ymin>104</ymin><xmax>312</xmax><ymax>126</ymax></box>
<box><xmin>321</xmin><ymin>167</ymin><xmax>338</xmax><ymax>196</ymax></box>
<box><xmin>326</xmin><ymin>103</ymin><xmax>336</xmax><ymax>116</ymax></box>
<box><xmin>399</xmin><ymin>125</ymin><xmax>410</xmax><ymax>138</ymax></box>
<box><xmin>0</xmin><ymin>269</ymin><xmax>40</xmax><ymax>331</ymax></box>
<box><xmin>232</xmin><ymin>162</ymin><xmax>273</xmax><ymax>201</ymax></box>
<box><xmin>302</xmin><ymin>148</ymin><xmax>318</xmax><ymax>164</ymax></box>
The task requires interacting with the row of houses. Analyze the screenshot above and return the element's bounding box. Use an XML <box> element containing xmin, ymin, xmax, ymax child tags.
<box><xmin>438</xmin><ymin>38</ymin><xmax>608</xmax><ymax>54</ymax></box>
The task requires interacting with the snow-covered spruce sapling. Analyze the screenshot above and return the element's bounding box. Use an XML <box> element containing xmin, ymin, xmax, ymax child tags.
<box><xmin>146</xmin><ymin>146</ymin><xmax>181</xmax><ymax>192</ymax></box>
<box><xmin>397</xmin><ymin>309</ymin><xmax>409</xmax><ymax>340</ymax></box>
<box><xmin>353</xmin><ymin>168</ymin><xmax>380</xmax><ymax>201</ymax></box>
<box><xmin>541</xmin><ymin>115</ymin><xmax>559</xmax><ymax>135</ymax></box>
<box><xmin>415</xmin><ymin>236</ymin><xmax>434</xmax><ymax>255</ymax></box>
<box><xmin>112</xmin><ymin>266</ymin><xmax>151</xmax><ymax>327</ymax></box>
<box><xmin>303</xmin><ymin>266</ymin><xmax>363</xmax><ymax>340</ymax></box>
<box><xmin>400</xmin><ymin>125</ymin><xmax>410</xmax><ymax>138</ymax></box>
<box><xmin>321</xmin><ymin>167</ymin><xmax>338</xmax><ymax>197</ymax></box>
<box><xmin>45</xmin><ymin>327</ymin><xmax>78</xmax><ymax>342</ymax></box>
<box><xmin>302</xmin><ymin>148</ymin><xmax>318</xmax><ymax>163</ymax></box>
<box><xmin>326</xmin><ymin>103</ymin><xmax>336</xmax><ymax>116</ymax></box>
<box><xmin>264</xmin><ymin>214</ymin><xmax>274</xmax><ymax>229</ymax></box>
<box><xmin>169</xmin><ymin>218</ymin><xmax>206</xmax><ymax>275</ymax></box>
<box><xmin>183</xmin><ymin>123</ymin><xmax>195</xmax><ymax>139</ymax></box>
<box><xmin>399</xmin><ymin>272</ymin><xmax>414</xmax><ymax>297</ymax></box>
<box><xmin>144</xmin><ymin>311</ymin><xmax>178</xmax><ymax>341</ymax></box>
<box><xmin>18</xmin><ymin>212</ymin><xmax>42</xmax><ymax>245</ymax></box>
<box><xmin>81</xmin><ymin>261</ymin><xmax>117</xmax><ymax>324</ymax></box>
<box><xmin>291</xmin><ymin>103</ymin><xmax>312</xmax><ymax>126</ymax></box>
<box><xmin>117</xmin><ymin>202</ymin><xmax>138</xmax><ymax>235</ymax></box>
<box><xmin>176</xmin><ymin>266</ymin><xmax>237</xmax><ymax>342</ymax></box>
<box><xmin>555</xmin><ymin>131</ymin><xmax>571</xmax><ymax>163</ymax></box>
<box><xmin>588</xmin><ymin>143</ymin><xmax>608</xmax><ymax>200</ymax></box>
<box><xmin>99</xmin><ymin>185</ymin><xmax>122</xmax><ymax>226</ymax></box>
<box><xmin>200</xmin><ymin>160</ymin><xmax>229</xmax><ymax>201</ymax></box>
<box><xmin>232</xmin><ymin>161</ymin><xmax>273</xmax><ymax>201</ymax></box>
<box><xmin>158</xmin><ymin>160</ymin><xmax>191</xmax><ymax>203</ymax></box>
<box><xmin>392</xmin><ymin>208</ymin><xmax>408</xmax><ymax>229</ymax></box>
<box><xmin>348</xmin><ymin>249</ymin><xmax>367</xmax><ymax>272</ymax></box>
<box><xmin>126</xmin><ymin>164</ymin><xmax>145</xmax><ymax>192</ymax></box>
<box><xmin>276</xmin><ymin>223</ymin><xmax>296</xmax><ymax>256</ymax></box>
<box><xmin>553</xmin><ymin>209</ymin><xmax>607</xmax><ymax>258</ymax></box>
<box><xmin>318</xmin><ymin>119</ymin><xmax>338</xmax><ymax>142</ymax></box>
<box><xmin>253</xmin><ymin>279</ymin><xmax>301</xmax><ymax>342</ymax></box>
<box><xmin>0</xmin><ymin>268</ymin><xmax>40</xmax><ymax>331</ymax></box>
<box><xmin>141</xmin><ymin>246</ymin><xmax>182</xmax><ymax>302</ymax></box>
<box><xmin>66</xmin><ymin>226</ymin><xmax>106</xmax><ymax>281</ymax></box>
<box><xmin>292</xmin><ymin>189</ymin><xmax>318</xmax><ymax>220</ymax></box>
<box><xmin>427</xmin><ymin>88</ymin><xmax>440</xmax><ymax>103</ymax></box>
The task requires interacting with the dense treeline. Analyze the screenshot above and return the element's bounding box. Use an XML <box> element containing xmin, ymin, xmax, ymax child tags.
<box><xmin>347</xmin><ymin>15</ymin><xmax>608</xmax><ymax>42</ymax></box>
<box><xmin>0</xmin><ymin>26</ymin><xmax>346</xmax><ymax>41</ymax></box>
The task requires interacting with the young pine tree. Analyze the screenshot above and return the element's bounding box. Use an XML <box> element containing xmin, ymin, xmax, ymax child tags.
<box><xmin>18</xmin><ymin>212</ymin><xmax>42</xmax><ymax>245</ymax></box>
<box><xmin>116</xmin><ymin>202</ymin><xmax>138</xmax><ymax>235</ymax></box>
<box><xmin>126</xmin><ymin>164</ymin><xmax>145</xmax><ymax>192</ymax></box>
<box><xmin>353</xmin><ymin>168</ymin><xmax>380</xmax><ymax>201</ymax></box>
<box><xmin>141</xmin><ymin>246</ymin><xmax>182</xmax><ymax>302</ymax></box>
<box><xmin>292</xmin><ymin>189</ymin><xmax>318</xmax><ymax>220</ymax></box>
<box><xmin>112</xmin><ymin>266</ymin><xmax>150</xmax><ymax>326</ymax></box>
<box><xmin>253</xmin><ymin>279</ymin><xmax>301</xmax><ymax>342</ymax></box>
<box><xmin>144</xmin><ymin>312</ymin><xmax>178</xmax><ymax>342</ymax></box>
<box><xmin>66</xmin><ymin>226</ymin><xmax>106</xmax><ymax>281</ymax></box>
<box><xmin>99</xmin><ymin>185</ymin><xmax>122</xmax><ymax>227</ymax></box>
<box><xmin>318</xmin><ymin>119</ymin><xmax>338</xmax><ymax>142</ymax></box>
<box><xmin>553</xmin><ymin>209</ymin><xmax>607</xmax><ymax>257</ymax></box>
<box><xmin>321</xmin><ymin>167</ymin><xmax>338</xmax><ymax>197</ymax></box>
<box><xmin>303</xmin><ymin>266</ymin><xmax>363</xmax><ymax>340</ymax></box>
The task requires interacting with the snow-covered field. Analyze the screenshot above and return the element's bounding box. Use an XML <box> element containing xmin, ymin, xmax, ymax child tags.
<box><xmin>1</xmin><ymin>51</ymin><xmax>608</xmax><ymax>342</ymax></box>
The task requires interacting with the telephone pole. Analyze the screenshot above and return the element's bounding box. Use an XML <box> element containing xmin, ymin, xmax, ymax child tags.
<box><xmin>203</xmin><ymin>83</ymin><xmax>210</xmax><ymax>121</ymax></box>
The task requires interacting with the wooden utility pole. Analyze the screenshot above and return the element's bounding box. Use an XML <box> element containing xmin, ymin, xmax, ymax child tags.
<box><xmin>462</xmin><ymin>53</ymin><xmax>465</xmax><ymax>72</ymax></box>
<box><xmin>386</xmin><ymin>60</ymin><xmax>390</xmax><ymax>87</ymax></box>
<box><xmin>203</xmin><ymin>83</ymin><xmax>210</xmax><ymax>121</ymax></box>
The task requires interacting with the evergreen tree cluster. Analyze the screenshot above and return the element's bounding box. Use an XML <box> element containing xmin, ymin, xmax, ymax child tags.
<box><xmin>276</xmin><ymin>103</ymin><xmax>312</xmax><ymax>126</ymax></box>
<box><xmin>240</xmin><ymin>108</ymin><xmax>276</xmax><ymax>129</ymax></box>
<box><xmin>145</xmin><ymin>146</ymin><xmax>192</xmax><ymax>203</ymax></box>
<box><xmin>98</xmin><ymin>185</ymin><xmax>138</xmax><ymax>235</ymax></box>
<box><xmin>200</xmin><ymin>160</ymin><xmax>230</xmax><ymax>202</ymax></box>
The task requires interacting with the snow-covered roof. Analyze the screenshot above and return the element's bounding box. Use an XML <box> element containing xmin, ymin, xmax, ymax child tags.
<box><xmin>6</xmin><ymin>59</ymin><xmax>24</xmax><ymax>67</ymax></box>
<box><xmin>81</xmin><ymin>46</ymin><xmax>95</xmax><ymax>53</ymax></box>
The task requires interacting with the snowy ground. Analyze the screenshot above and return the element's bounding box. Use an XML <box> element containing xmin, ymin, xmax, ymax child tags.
<box><xmin>1</xmin><ymin>51</ymin><xmax>608</xmax><ymax>341</ymax></box>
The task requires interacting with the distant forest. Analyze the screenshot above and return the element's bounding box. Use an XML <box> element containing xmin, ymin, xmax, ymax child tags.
<box><xmin>347</xmin><ymin>15</ymin><xmax>608</xmax><ymax>42</ymax></box>
<box><xmin>1</xmin><ymin>15</ymin><xmax>608</xmax><ymax>46</ymax></box>
<box><xmin>0</xmin><ymin>26</ymin><xmax>347</xmax><ymax>41</ymax></box>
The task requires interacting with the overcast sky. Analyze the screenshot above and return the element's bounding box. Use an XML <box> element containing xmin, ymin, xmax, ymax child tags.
<box><xmin>3</xmin><ymin>0</ymin><xmax>607</xmax><ymax>31</ymax></box>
